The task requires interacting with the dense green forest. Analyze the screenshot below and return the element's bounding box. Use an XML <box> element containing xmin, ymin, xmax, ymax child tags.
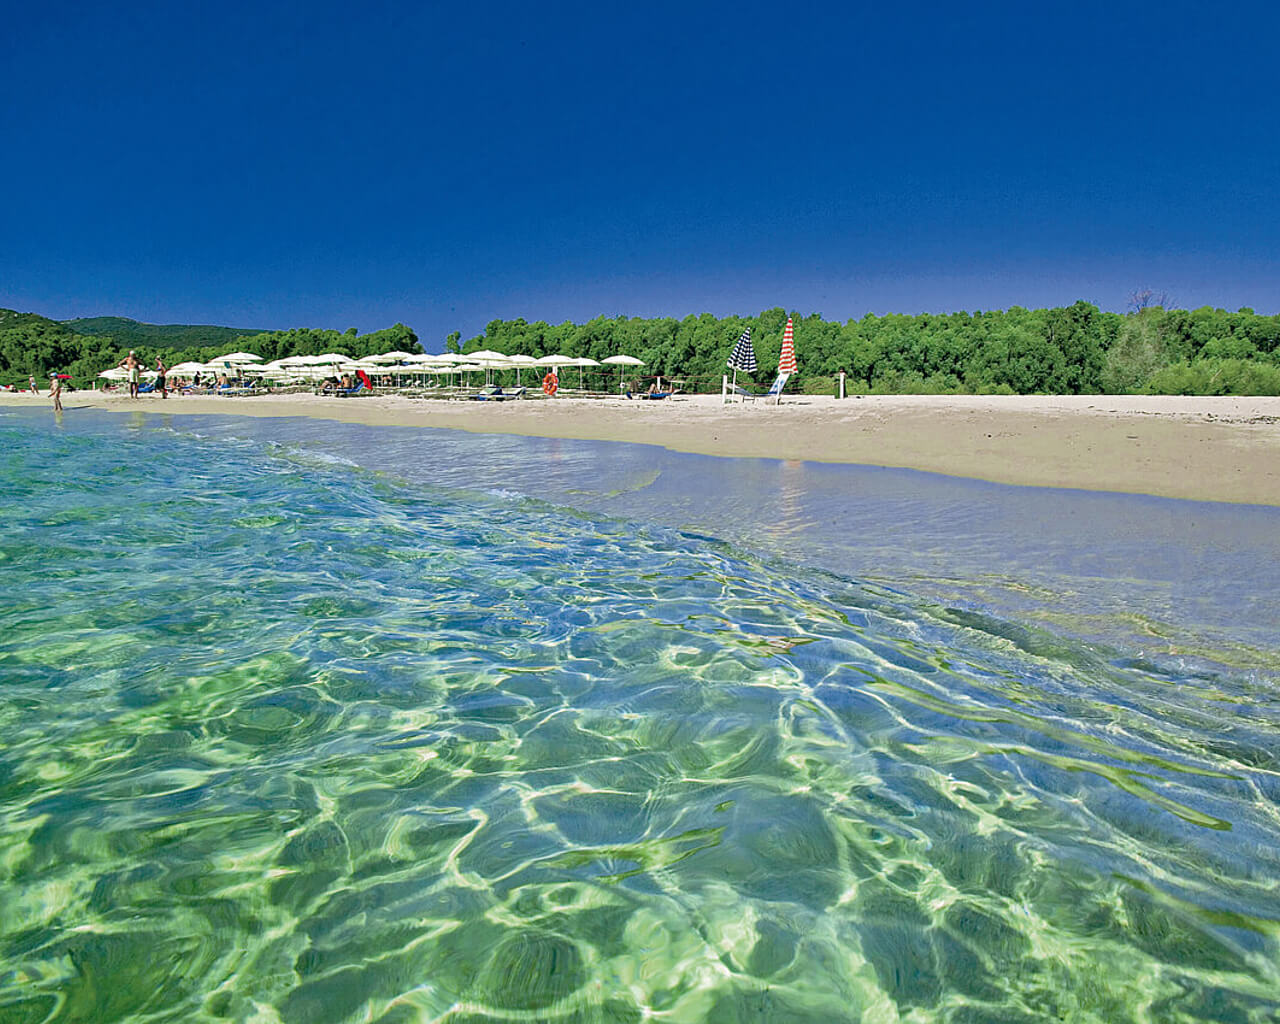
<box><xmin>458</xmin><ymin>303</ymin><xmax>1280</xmax><ymax>395</ymax></box>
<box><xmin>4</xmin><ymin>303</ymin><xmax>1280</xmax><ymax>394</ymax></box>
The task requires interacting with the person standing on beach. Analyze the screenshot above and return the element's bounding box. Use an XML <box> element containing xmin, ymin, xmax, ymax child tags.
<box><xmin>154</xmin><ymin>357</ymin><xmax>168</xmax><ymax>399</ymax></box>
<box><xmin>28</xmin><ymin>375</ymin><xmax>39</xmax><ymax>394</ymax></box>
<box><xmin>48</xmin><ymin>373</ymin><xmax>63</xmax><ymax>412</ymax></box>
<box><xmin>117</xmin><ymin>351</ymin><xmax>145</xmax><ymax>398</ymax></box>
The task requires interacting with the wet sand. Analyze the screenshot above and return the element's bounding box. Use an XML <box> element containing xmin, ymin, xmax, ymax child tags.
<box><xmin>7</xmin><ymin>390</ymin><xmax>1280</xmax><ymax>506</ymax></box>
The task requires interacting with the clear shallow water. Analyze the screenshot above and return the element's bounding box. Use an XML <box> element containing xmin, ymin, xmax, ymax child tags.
<box><xmin>157</xmin><ymin>411</ymin><xmax>1280</xmax><ymax>681</ymax></box>
<box><xmin>2</xmin><ymin>408</ymin><xmax>1279</xmax><ymax>1023</ymax></box>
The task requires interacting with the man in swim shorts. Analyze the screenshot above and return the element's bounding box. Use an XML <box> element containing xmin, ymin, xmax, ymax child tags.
<box><xmin>117</xmin><ymin>350</ymin><xmax>145</xmax><ymax>398</ymax></box>
<box><xmin>154</xmin><ymin>356</ymin><xmax>168</xmax><ymax>399</ymax></box>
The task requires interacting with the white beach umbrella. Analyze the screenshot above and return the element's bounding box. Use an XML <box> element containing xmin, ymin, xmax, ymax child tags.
<box><xmin>219</xmin><ymin>351</ymin><xmax>263</xmax><ymax>363</ymax></box>
<box><xmin>97</xmin><ymin>367</ymin><xmax>129</xmax><ymax>380</ymax></box>
<box><xmin>602</xmin><ymin>353</ymin><xmax>647</xmax><ymax>391</ymax></box>
<box><xmin>314</xmin><ymin>353</ymin><xmax>351</xmax><ymax>364</ymax></box>
<box><xmin>370</xmin><ymin>350</ymin><xmax>418</xmax><ymax>363</ymax></box>
<box><xmin>452</xmin><ymin>362</ymin><xmax>485</xmax><ymax>385</ymax></box>
<box><xmin>564</xmin><ymin>356</ymin><xmax>600</xmax><ymax>389</ymax></box>
<box><xmin>466</xmin><ymin>353</ymin><xmax>516</xmax><ymax>386</ymax></box>
<box><xmin>167</xmin><ymin>361</ymin><xmax>207</xmax><ymax>375</ymax></box>
<box><xmin>503</xmin><ymin>353</ymin><xmax>538</xmax><ymax>385</ymax></box>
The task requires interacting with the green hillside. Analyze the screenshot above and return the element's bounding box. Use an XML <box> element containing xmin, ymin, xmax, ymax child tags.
<box><xmin>62</xmin><ymin>316</ymin><xmax>266</xmax><ymax>349</ymax></box>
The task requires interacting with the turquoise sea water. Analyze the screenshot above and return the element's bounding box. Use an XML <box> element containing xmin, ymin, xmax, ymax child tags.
<box><xmin>3</xmin><ymin>407</ymin><xmax>1279</xmax><ymax>1023</ymax></box>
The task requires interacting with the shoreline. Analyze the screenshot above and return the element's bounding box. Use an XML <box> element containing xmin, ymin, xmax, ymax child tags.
<box><xmin>6</xmin><ymin>390</ymin><xmax>1280</xmax><ymax>506</ymax></box>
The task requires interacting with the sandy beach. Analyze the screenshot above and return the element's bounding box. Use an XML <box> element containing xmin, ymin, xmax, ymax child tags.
<box><xmin>7</xmin><ymin>390</ymin><xmax>1279</xmax><ymax>506</ymax></box>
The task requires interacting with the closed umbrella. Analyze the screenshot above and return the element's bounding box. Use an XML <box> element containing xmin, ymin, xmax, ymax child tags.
<box><xmin>726</xmin><ymin>327</ymin><xmax>757</xmax><ymax>397</ymax></box>
<box><xmin>778</xmin><ymin>317</ymin><xmax>797</xmax><ymax>375</ymax></box>
<box><xmin>774</xmin><ymin>316</ymin><xmax>797</xmax><ymax>404</ymax></box>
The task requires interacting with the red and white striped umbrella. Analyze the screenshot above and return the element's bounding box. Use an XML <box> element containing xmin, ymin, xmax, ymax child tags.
<box><xmin>778</xmin><ymin>316</ymin><xmax>797</xmax><ymax>375</ymax></box>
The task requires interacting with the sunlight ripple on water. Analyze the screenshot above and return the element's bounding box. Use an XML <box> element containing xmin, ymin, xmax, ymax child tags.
<box><xmin>2</xmin><ymin>408</ymin><xmax>1278</xmax><ymax>1023</ymax></box>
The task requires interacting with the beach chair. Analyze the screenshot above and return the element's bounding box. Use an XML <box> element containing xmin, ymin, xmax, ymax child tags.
<box><xmin>762</xmin><ymin>373</ymin><xmax>790</xmax><ymax>404</ymax></box>
<box><xmin>729</xmin><ymin>373</ymin><xmax>788</xmax><ymax>404</ymax></box>
<box><xmin>472</xmin><ymin>386</ymin><xmax>529</xmax><ymax>402</ymax></box>
<box><xmin>332</xmin><ymin>381</ymin><xmax>367</xmax><ymax>397</ymax></box>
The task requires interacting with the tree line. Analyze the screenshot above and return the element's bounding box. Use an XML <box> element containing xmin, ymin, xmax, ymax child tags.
<box><xmin>3</xmin><ymin>303</ymin><xmax>1279</xmax><ymax>395</ymax></box>
<box><xmin>458</xmin><ymin>303</ymin><xmax>1280</xmax><ymax>395</ymax></box>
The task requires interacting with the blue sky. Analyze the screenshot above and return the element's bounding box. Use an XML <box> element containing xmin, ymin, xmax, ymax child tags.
<box><xmin>3</xmin><ymin>0</ymin><xmax>1277</xmax><ymax>344</ymax></box>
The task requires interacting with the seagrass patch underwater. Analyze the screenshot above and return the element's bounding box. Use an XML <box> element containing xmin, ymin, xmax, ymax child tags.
<box><xmin>2</xmin><ymin>408</ymin><xmax>1279</xmax><ymax>1023</ymax></box>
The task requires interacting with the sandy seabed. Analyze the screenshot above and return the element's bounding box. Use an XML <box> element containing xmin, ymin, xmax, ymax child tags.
<box><xmin>7</xmin><ymin>390</ymin><xmax>1280</xmax><ymax>506</ymax></box>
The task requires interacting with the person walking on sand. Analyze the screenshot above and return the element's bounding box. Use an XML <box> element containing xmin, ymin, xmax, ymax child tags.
<box><xmin>28</xmin><ymin>375</ymin><xmax>39</xmax><ymax>395</ymax></box>
<box><xmin>49</xmin><ymin>373</ymin><xmax>63</xmax><ymax>412</ymax></box>
<box><xmin>154</xmin><ymin>356</ymin><xmax>168</xmax><ymax>399</ymax></box>
<box><xmin>117</xmin><ymin>350</ymin><xmax>145</xmax><ymax>398</ymax></box>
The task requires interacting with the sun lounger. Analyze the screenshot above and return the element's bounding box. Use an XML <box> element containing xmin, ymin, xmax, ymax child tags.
<box><xmin>470</xmin><ymin>386</ymin><xmax>527</xmax><ymax>401</ymax></box>
<box><xmin>731</xmin><ymin>373</ymin><xmax>790</xmax><ymax>404</ymax></box>
<box><xmin>763</xmin><ymin>372</ymin><xmax>790</xmax><ymax>402</ymax></box>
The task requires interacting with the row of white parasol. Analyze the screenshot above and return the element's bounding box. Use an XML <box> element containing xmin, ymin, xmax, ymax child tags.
<box><xmin>101</xmin><ymin>349</ymin><xmax>648</xmax><ymax>389</ymax></box>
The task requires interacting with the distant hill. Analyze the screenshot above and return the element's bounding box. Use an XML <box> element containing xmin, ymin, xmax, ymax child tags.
<box><xmin>62</xmin><ymin>316</ymin><xmax>267</xmax><ymax>348</ymax></box>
